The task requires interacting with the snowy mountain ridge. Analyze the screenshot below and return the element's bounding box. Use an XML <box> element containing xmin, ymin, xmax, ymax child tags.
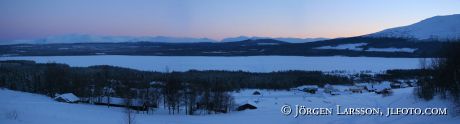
<box><xmin>221</xmin><ymin>36</ymin><xmax>329</xmax><ymax>43</ymax></box>
<box><xmin>1</xmin><ymin>34</ymin><xmax>329</xmax><ymax>45</ymax></box>
<box><xmin>3</xmin><ymin>14</ymin><xmax>459</xmax><ymax>45</ymax></box>
<box><xmin>0</xmin><ymin>34</ymin><xmax>218</xmax><ymax>45</ymax></box>
<box><xmin>366</xmin><ymin>14</ymin><xmax>460</xmax><ymax>41</ymax></box>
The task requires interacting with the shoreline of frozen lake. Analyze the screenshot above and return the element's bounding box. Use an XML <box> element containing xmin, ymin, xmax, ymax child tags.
<box><xmin>0</xmin><ymin>55</ymin><xmax>424</xmax><ymax>73</ymax></box>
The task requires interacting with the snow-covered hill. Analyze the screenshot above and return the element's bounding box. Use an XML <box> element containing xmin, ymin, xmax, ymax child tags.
<box><xmin>1</xmin><ymin>88</ymin><xmax>458</xmax><ymax>124</ymax></box>
<box><xmin>221</xmin><ymin>36</ymin><xmax>328</xmax><ymax>43</ymax></box>
<box><xmin>366</xmin><ymin>14</ymin><xmax>460</xmax><ymax>41</ymax></box>
<box><xmin>0</xmin><ymin>34</ymin><xmax>218</xmax><ymax>45</ymax></box>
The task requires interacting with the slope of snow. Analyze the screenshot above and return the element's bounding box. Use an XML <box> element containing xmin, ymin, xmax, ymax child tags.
<box><xmin>0</xmin><ymin>34</ymin><xmax>217</xmax><ymax>45</ymax></box>
<box><xmin>1</xmin><ymin>88</ymin><xmax>458</xmax><ymax>124</ymax></box>
<box><xmin>367</xmin><ymin>14</ymin><xmax>460</xmax><ymax>40</ymax></box>
<box><xmin>314</xmin><ymin>43</ymin><xmax>417</xmax><ymax>53</ymax></box>
<box><xmin>314</xmin><ymin>43</ymin><xmax>368</xmax><ymax>51</ymax></box>
<box><xmin>221</xmin><ymin>36</ymin><xmax>329</xmax><ymax>43</ymax></box>
<box><xmin>367</xmin><ymin>48</ymin><xmax>417</xmax><ymax>53</ymax></box>
<box><xmin>0</xmin><ymin>55</ymin><xmax>423</xmax><ymax>73</ymax></box>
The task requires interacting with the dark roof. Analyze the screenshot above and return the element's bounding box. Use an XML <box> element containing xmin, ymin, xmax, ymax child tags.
<box><xmin>237</xmin><ymin>103</ymin><xmax>257</xmax><ymax>111</ymax></box>
<box><xmin>252</xmin><ymin>91</ymin><xmax>261</xmax><ymax>95</ymax></box>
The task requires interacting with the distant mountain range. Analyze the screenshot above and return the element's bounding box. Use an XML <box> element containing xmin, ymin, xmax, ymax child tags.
<box><xmin>1</xmin><ymin>14</ymin><xmax>459</xmax><ymax>46</ymax></box>
<box><xmin>366</xmin><ymin>14</ymin><xmax>460</xmax><ymax>41</ymax></box>
<box><xmin>0</xmin><ymin>34</ymin><xmax>217</xmax><ymax>45</ymax></box>
<box><xmin>0</xmin><ymin>34</ymin><xmax>329</xmax><ymax>45</ymax></box>
<box><xmin>221</xmin><ymin>36</ymin><xmax>329</xmax><ymax>43</ymax></box>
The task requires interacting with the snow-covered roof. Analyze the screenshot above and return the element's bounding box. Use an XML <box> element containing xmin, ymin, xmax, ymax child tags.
<box><xmin>330</xmin><ymin>91</ymin><xmax>342</xmax><ymax>95</ymax></box>
<box><xmin>55</xmin><ymin>93</ymin><xmax>80</xmax><ymax>102</ymax></box>
<box><xmin>355</xmin><ymin>83</ymin><xmax>371</xmax><ymax>87</ymax></box>
<box><xmin>374</xmin><ymin>82</ymin><xmax>392</xmax><ymax>91</ymax></box>
<box><xmin>149</xmin><ymin>81</ymin><xmax>163</xmax><ymax>85</ymax></box>
<box><xmin>332</xmin><ymin>85</ymin><xmax>350</xmax><ymax>91</ymax></box>
<box><xmin>238</xmin><ymin>100</ymin><xmax>257</xmax><ymax>106</ymax></box>
<box><xmin>102</xmin><ymin>87</ymin><xmax>115</xmax><ymax>94</ymax></box>
<box><xmin>355</xmin><ymin>83</ymin><xmax>376</xmax><ymax>90</ymax></box>
<box><xmin>296</xmin><ymin>85</ymin><xmax>319</xmax><ymax>90</ymax></box>
<box><xmin>349</xmin><ymin>86</ymin><xmax>364</xmax><ymax>90</ymax></box>
<box><xmin>397</xmin><ymin>79</ymin><xmax>418</xmax><ymax>83</ymax></box>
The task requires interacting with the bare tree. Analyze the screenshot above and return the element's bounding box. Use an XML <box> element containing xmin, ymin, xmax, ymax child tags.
<box><xmin>124</xmin><ymin>97</ymin><xmax>135</xmax><ymax>124</ymax></box>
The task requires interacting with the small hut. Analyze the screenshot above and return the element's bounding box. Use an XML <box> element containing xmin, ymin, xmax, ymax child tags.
<box><xmin>349</xmin><ymin>86</ymin><xmax>364</xmax><ymax>93</ymax></box>
<box><xmin>94</xmin><ymin>97</ymin><xmax>151</xmax><ymax>111</ymax></box>
<box><xmin>236</xmin><ymin>102</ymin><xmax>257</xmax><ymax>111</ymax></box>
<box><xmin>252</xmin><ymin>91</ymin><xmax>261</xmax><ymax>95</ymax></box>
<box><xmin>323</xmin><ymin>84</ymin><xmax>335</xmax><ymax>93</ymax></box>
<box><xmin>390</xmin><ymin>82</ymin><xmax>402</xmax><ymax>88</ymax></box>
<box><xmin>355</xmin><ymin>83</ymin><xmax>375</xmax><ymax>92</ymax></box>
<box><xmin>54</xmin><ymin>93</ymin><xmax>80</xmax><ymax>103</ymax></box>
<box><xmin>374</xmin><ymin>82</ymin><xmax>392</xmax><ymax>94</ymax></box>
<box><xmin>324</xmin><ymin>84</ymin><xmax>343</xmax><ymax>95</ymax></box>
<box><xmin>296</xmin><ymin>85</ymin><xmax>319</xmax><ymax>94</ymax></box>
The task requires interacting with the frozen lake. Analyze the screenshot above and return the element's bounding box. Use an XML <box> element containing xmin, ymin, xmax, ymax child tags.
<box><xmin>0</xmin><ymin>55</ymin><xmax>423</xmax><ymax>73</ymax></box>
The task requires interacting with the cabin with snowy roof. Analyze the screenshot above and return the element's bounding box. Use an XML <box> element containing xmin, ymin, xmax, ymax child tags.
<box><xmin>54</xmin><ymin>93</ymin><xmax>80</xmax><ymax>103</ymax></box>
<box><xmin>94</xmin><ymin>97</ymin><xmax>152</xmax><ymax>111</ymax></box>
<box><xmin>349</xmin><ymin>86</ymin><xmax>365</xmax><ymax>93</ymax></box>
<box><xmin>355</xmin><ymin>83</ymin><xmax>376</xmax><ymax>92</ymax></box>
<box><xmin>296</xmin><ymin>85</ymin><xmax>319</xmax><ymax>94</ymax></box>
<box><xmin>374</xmin><ymin>82</ymin><xmax>392</xmax><ymax>94</ymax></box>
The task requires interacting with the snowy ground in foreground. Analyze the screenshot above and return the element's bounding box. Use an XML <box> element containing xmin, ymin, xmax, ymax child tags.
<box><xmin>0</xmin><ymin>55</ymin><xmax>422</xmax><ymax>73</ymax></box>
<box><xmin>1</xmin><ymin>88</ymin><xmax>458</xmax><ymax>124</ymax></box>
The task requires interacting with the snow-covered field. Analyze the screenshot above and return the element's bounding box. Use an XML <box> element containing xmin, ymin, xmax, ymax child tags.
<box><xmin>1</xmin><ymin>88</ymin><xmax>458</xmax><ymax>124</ymax></box>
<box><xmin>0</xmin><ymin>55</ymin><xmax>422</xmax><ymax>73</ymax></box>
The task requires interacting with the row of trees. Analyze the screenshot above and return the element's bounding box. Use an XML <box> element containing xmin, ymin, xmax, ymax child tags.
<box><xmin>0</xmin><ymin>60</ymin><xmax>354</xmax><ymax>115</ymax></box>
<box><xmin>0</xmin><ymin>61</ymin><xmax>353</xmax><ymax>94</ymax></box>
<box><xmin>162</xmin><ymin>75</ymin><xmax>234</xmax><ymax>114</ymax></box>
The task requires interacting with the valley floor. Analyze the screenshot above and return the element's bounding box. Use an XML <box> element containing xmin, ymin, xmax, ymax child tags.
<box><xmin>1</xmin><ymin>88</ymin><xmax>459</xmax><ymax>124</ymax></box>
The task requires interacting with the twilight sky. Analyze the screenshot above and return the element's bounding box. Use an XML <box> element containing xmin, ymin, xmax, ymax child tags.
<box><xmin>1</xmin><ymin>0</ymin><xmax>459</xmax><ymax>41</ymax></box>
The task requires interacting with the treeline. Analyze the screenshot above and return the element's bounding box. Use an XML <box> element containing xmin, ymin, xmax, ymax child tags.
<box><xmin>417</xmin><ymin>42</ymin><xmax>460</xmax><ymax>109</ymax></box>
<box><xmin>0</xmin><ymin>60</ymin><xmax>352</xmax><ymax>114</ymax></box>
<box><xmin>0</xmin><ymin>37</ymin><xmax>452</xmax><ymax>57</ymax></box>
<box><xmin>377</xmin><ymin>69</ymin><xmax>425</xmax><ymax>81</ymax></box>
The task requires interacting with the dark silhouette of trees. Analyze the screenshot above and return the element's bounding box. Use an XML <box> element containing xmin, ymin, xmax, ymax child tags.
<box><xmin>417</xmin><ymin>42</ymin><xmax>460</xmax><ymax>110</ymax></box>
<box><xmin>43</xmin><ymin>63</ymin><xmax>70</xmax><ymax>96</ymax></box>
<box><xmin>163</xmin><ymin>73</ymin><xmax>183</xmax><ymax>114</ymax></box>
<box><xmin>0</xmin><ymin>60</ymin><xmax>370</xmax><ymax>115</ymax></box>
